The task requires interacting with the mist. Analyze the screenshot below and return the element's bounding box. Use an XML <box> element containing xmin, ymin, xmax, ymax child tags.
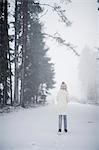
<box><xmin>41</xmin><ymin>0</ymin><xmax>98</xmax><ymax>103</ymax></box>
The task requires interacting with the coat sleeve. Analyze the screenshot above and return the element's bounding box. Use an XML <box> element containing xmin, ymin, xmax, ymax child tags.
<box><xmin>66</xmin><ymin>92</ymin><xmax>70</xmax><ymax>103</ymax></box>
<box><xmin>55</xmin><ymin>91</ymin><xmax>60</xmax><ymax>105</ymax></box>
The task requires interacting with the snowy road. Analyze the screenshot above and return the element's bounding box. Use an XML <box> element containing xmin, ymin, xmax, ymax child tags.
<box><xmin>0</xmin><ymin>102</ymin><xmax>99</xmax><ymax>150</ymax></box>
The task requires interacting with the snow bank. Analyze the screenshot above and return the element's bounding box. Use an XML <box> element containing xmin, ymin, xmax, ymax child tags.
<box><xmin>0</xmin><ymin>102</ymin><xmax>99</xmax><ymax>150</ymax></box>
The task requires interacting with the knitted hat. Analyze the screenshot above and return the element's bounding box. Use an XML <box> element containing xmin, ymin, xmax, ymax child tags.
<box><xmin>60</xmin><ymin>82</ymin><xmax>67</xmax><ymax>90</ymax></box>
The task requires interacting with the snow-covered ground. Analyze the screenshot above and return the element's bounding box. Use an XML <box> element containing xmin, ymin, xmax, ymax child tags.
<box><xmin>0</xmin><ymin>102</ymin><xmax>99</xmax><ymax>150</ymax></box>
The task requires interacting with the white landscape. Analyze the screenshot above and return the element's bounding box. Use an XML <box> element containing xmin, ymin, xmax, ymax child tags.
<box><xmin>0</xmin><ymin>0</ymin><xmax>99</xmax><ymax>150</ymax></box>
<box><xmin>0</xmin><ymin>101</ymin><xmax>99</xmax><ymax>150</ymax></box>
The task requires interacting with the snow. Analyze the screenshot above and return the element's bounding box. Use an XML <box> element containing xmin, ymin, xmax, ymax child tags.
<box><xmin>0</xmin><ymin>102</ymin><xmax>99</xmax><ymax>150</ymax></box>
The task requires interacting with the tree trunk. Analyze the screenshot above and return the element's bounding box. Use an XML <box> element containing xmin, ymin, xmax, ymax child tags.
<box><xmin>20</xmin><ymin>0</ymin><xmax>28</xmax><ymax>107</ymax></box>
<box><xmin>3</xmin><ymin>0</ymin><xmax>8</xmax><ymax>106</ymax></box>
<box><xmin>14</xmin><ymin>0</ymin><xmax>19</xmax><ymax>105</ymax></box>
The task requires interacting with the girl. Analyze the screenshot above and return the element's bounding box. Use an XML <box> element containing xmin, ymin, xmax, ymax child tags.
<box><xmin>56</xmin><ymin>82</ymin><xmax>69</xmax><ymax>133</ymax></box>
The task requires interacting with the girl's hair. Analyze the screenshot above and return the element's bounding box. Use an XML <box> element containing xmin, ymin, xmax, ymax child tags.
<box><xmin>60</xmin><ymin>82</ymin><xmax>67</xmax><ymax>91</ymax></box>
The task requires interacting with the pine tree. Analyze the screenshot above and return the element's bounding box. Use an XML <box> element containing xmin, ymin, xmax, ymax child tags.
<box><xmin>23</xmin><ymin>18</ymin><xmax>55</xmax><ymax>106</ymax></box>
<box><xmin>78</xmin><ymin>46</ymin><xmax>96</xmax><ymax>103</ymax></box>
<box><xmin>18</xmin><ymin>1</ymin><xmax>55</xmax><ymax>106</ymax></box>
<box><xmin>13</xmin><ymin>0</ymin><xmax>23</xmax><ymax>105</ymax></box>
<box><xmin>0</xmin><ymin>0</ymin><xmax>12</xmax><ymax>107</ymax></box>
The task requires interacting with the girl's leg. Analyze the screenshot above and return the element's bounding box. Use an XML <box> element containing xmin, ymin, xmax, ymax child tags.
<box><xmin>63</xmin><ymin>115</ymin><xmax>67</xmax><ymax>131</ymax></box>
<box><xmin>58</xmin><ymin>115</ymin><xmax>62</xmax><ymax>131</ymax></box>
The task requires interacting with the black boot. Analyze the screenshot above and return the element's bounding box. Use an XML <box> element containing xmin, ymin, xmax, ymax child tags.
<box><xmin>58</xmin><ymin>129</ymin><xmax>61</xmax><ymax>132</ymax></box>
<box><xmin>64</xmin><ymin>129</ymin><xmax>68</xmax><ymax>132</ymax></box>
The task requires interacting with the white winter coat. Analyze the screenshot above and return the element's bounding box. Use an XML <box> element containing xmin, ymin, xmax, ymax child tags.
<box><xmin>56</xmin><ymin>89</ymin><xmax>69</xmax><ymax>115</ymax></box>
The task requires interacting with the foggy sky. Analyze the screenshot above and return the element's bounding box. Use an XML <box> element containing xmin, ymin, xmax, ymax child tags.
<box><xmin>41</xmin><ymin>0</ymin><xmax>98</xmax><ymax>98</ymax></box>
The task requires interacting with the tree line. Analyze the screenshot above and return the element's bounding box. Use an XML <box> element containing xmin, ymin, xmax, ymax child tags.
<box><xmin>1</xmin><ymin>0</ymin><xmax>97</xmax><ymax>109</ymax></box>
<box><xmin>0</xmin><ymin>0</ymin><xmax>56</xmax><ymax>108</ymax></box>
<box><xmin>0</xmin><ymin>0</ymin><xmax>75</xmax><ymax>109</ymax></box>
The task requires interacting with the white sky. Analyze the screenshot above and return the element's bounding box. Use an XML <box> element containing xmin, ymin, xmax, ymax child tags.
<box><xmin>41</xmin><ymin>0</ymin><xmax>99</xmax><ymax>98</ymax></box>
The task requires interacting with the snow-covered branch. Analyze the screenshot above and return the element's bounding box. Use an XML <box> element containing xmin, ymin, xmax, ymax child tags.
<box><xmin>33</xmin><ymin>1</ymin><xmax>72</xmax><ymax>27</ymax></box>
<box><xmin>44</xmin><ymin>33</ymin><xmax>80</xmax><ymax>56</ymax></box>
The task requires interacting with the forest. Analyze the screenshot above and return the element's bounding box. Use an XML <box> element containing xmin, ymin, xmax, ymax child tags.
<box><xmin>0</xmin><ymin>0</ymin><xmax>75</xmax><ymax>109</ymax></box>
<box><xmin>0</xmin><ymin>0</ymin><xmax>99</xmax><ymax>111</ymax></box>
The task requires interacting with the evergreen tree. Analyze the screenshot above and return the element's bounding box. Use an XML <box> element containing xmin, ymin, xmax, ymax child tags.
<box><xmin>78</xmin><ymin>46</ymin><xmax>97</xmax><ymax>104</ymax></box>
<box><xmin>0</xmin><ymin>0</ymin><xmax>12</xmax><ymax>107</ymax></box>
<box><xmin>12</xmin><ymin>0</ymin><xmax>24</xmax><ymax>105</ymax></box>
<box><xmin>23</xmin><ymin>11</ymin><xmax>55</xmax><ymax>106</ymax></box>
<box><xmin>14</xmin><ymin>0</ymin><xmax>19</xmax><ymax>104</ymax></box>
